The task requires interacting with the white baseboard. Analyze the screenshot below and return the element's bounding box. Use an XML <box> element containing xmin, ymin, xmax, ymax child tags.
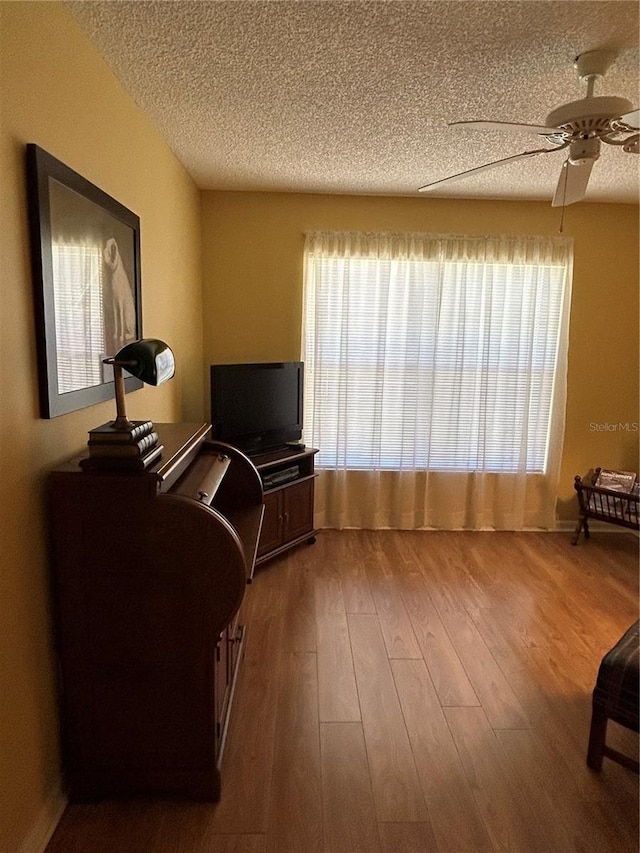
<box><xmin>555</xmin><ymin>519</ymin><xmax>639</xmax><ymax>537</ymax></box>
<box><xmin>323</xmin><ymin>522</ymin><xmax>637</xmax><ymax>536</ymax></box>
<box><xmin>18</xmin><ymin>783</ymin><xmax>67</xmax><ymax>853</ymax></box>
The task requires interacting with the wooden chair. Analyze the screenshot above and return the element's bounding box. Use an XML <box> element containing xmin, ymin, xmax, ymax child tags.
<box><xmin>587</xmin><ymin>620</ymin><xmax>639</xmax><ymax>774</ymax></box>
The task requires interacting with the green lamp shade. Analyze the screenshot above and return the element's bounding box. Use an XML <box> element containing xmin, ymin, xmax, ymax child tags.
<box><xmin>114</xmin><ymin>338</ymin><xmax>175</xmax><ymax>386</ymax></box>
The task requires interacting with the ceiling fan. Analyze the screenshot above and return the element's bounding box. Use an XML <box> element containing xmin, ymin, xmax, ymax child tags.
<box><xmin>418</xmin><ymin>49</ymin><xmax>639</xmax><ymax>206</ymax></box>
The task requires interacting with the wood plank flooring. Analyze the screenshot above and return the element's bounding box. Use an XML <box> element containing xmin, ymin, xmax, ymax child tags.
<box><xmin>46</xmin><ymin>530</ymin><xmax>639</xmax><ymax>853</ymax></box>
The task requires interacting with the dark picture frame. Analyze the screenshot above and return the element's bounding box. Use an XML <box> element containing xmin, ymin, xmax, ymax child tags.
<box><xmin>26</xmin><ymin>144</ymin><xmax>143</xmax><ymax>418</ymax></box>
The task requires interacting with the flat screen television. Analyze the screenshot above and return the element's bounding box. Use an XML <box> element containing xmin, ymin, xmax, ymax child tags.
<box><xmin>210</xmin><ymin>361</ymin><xmax>304</xmax><ymax>455</ymax></box>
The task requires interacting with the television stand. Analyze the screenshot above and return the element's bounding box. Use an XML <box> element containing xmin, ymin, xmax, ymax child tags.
<box><xmin>252</xmin><ymin>446</ymin><xmax>318</xmax><ymax>565</ymax></box>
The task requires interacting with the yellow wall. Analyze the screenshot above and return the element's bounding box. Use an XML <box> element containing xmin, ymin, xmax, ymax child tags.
<box><xmin>0</xmin><ymin>4</ymin><xmax>203</xmax><ymax>850</ymax></box>
<box><xmin>202</xmin><ymin>191</ymin><xmax>639</xmax><ymax>519</ymax></box>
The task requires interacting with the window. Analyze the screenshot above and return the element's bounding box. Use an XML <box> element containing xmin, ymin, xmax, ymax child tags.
<box><xmin>303</xmin><ymin>231</ymin><xmax>573</xmax><ymax>475</ymax></box>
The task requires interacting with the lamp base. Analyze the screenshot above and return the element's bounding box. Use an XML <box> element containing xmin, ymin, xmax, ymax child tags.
<box><xmin>80</xmin><ymin>443</ymin><xmax>164</xmax><ymax>471</ymax></box>
<box><xmin>82</xmin><ymin>420</ymin><xmax>162</xmax><ymax>471</ymax></box>
<box><xmin>88</xmin><ymin>420</ymin><xmax>155</xmax><ymax>443</ymax></box>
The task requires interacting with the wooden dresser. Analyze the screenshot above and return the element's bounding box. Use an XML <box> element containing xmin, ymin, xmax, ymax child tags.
<box><xmin>48</xmin><ymin>422</ymin><xmax>263</xmax><ymax>801</ymax></box>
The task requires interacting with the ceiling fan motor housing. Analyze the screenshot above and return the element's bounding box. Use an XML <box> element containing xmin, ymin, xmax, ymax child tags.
<box><xmin>545</xmin><ymin>96</ymin><xmax>634</xmax><ymax>133</ymax></box>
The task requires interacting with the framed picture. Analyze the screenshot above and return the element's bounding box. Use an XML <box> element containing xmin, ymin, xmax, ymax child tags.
<box><xmin>26</xmin><ymin>144</ymin><xmax>143</xmax><ymax>418</ymax></box>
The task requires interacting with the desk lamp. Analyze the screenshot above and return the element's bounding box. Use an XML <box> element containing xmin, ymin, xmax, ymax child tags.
<box><xmin>81</xmin><ymin>338</ymin><xmax>175</xmax><ymax>471</ymax></box>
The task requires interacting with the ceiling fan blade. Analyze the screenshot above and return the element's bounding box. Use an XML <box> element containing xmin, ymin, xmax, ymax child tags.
<box><xmin>551</xmin><ymin>159</ymin><xmax>595</xmax><ymax>207</ymax></box>
<box><xmin>619</xmin><ymin>108</ymin><xmax>640</xmax><ymax>130</ymax></box>
<box><xmin>449</xmin><ymin>120</ymin><xmax>566</xmax><ymax>136</ymax></box>
<box><xmin>418</xmin><ymin>146</ymin><xmax>561</xmax><ymax>192</ymax></box>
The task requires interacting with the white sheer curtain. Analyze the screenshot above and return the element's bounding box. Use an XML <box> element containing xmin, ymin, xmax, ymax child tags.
<box><xmin>302</xmin><ymin>231</ymin><xmax>573</xmax><ymax>530</ymax></box>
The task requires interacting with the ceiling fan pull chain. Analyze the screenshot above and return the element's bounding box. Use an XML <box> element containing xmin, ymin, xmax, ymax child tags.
<box><xmin>558</xmin><ymin>201</ymin><xmax>566</xmax><ymax>234</ymax></box>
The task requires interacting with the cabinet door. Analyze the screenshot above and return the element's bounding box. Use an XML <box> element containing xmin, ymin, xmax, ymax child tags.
<box><xmin>283</xmin><ymin>478</ymin><xmax>315</xmax><ymax>542</ymax></box>
<box><xmin>228</xmin><ymin>609</ymin><xmax>244</xmax><ymax>684</ymax></box>
<box><xmin>215</xmin><ymin>629</ymin><xmax>230</xmax><ymax>743</ymax></box>
<box><xmin>257</xmin><ymin>490</ymin><xmax>283</xmax><ymax>556</ymax></box>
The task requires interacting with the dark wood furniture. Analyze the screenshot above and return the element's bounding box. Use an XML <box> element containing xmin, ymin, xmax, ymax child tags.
<box><xmin>572</xmin><ymin>468</ymin><xmax>639</xmax><ymax>544</ymax></box>
<box><xmin>252</xmin><ymin>446</ymin><xmax>318</xmax><ymax>565</ymax></box>
<box><xmin>48</xmin><ymin>423</ymin><xmax>263</xmax><ymax>802</ymax></box>
<box><xmin>587</xmin><ymin>620</ymin><xmax>639</xmax><ymax>774</ymax></box>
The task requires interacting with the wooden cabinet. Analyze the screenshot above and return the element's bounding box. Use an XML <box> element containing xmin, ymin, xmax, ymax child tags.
<box><xmin>48</xmin><ymin>423</ymin><xmax>263</xmax><ymax>802</ymax></box>
<box><xmin>253</xmin><ymin>447</ymin><xmax>318</xmax><ymax>564</ymax></box>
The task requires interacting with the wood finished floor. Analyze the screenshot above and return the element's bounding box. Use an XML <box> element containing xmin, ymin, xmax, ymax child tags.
<box><xmin>46</xmin><ymin>530</ymin><xmax>639</xmax><ymax>853</ymax></box>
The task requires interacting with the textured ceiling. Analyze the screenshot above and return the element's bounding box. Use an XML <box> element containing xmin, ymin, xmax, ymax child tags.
<box><xmin>66</xmin><ymin>0</ymin><xmax>639</xmax><ymax>204</ymax></box>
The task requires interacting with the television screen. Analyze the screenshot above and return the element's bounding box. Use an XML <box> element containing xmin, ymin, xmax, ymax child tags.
<box><xmin>210</xmin><ymin>362</ymin><xmax>304</xmax><ymax>454</ymax></box>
